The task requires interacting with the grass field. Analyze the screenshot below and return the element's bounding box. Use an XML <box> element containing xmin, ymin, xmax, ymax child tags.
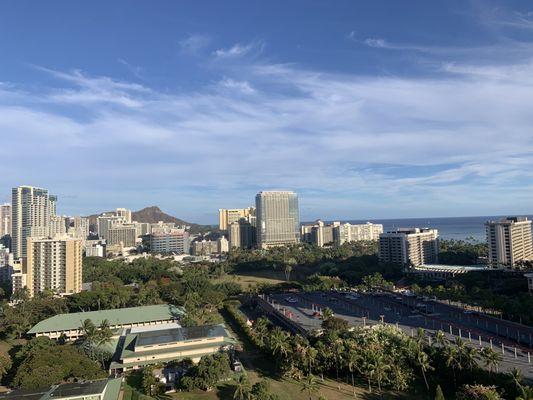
<box><xmin>214</xmin><ymin>270</ymin><xmax>286</xmax><ymax>290</ymax></box>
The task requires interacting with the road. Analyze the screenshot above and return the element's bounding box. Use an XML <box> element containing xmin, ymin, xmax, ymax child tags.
<box><xmin>263</xmin><ymin>291</ymin><xmax>533</xmax><ymax>380</ymax></box>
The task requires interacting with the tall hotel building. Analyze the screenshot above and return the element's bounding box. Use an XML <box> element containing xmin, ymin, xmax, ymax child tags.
<box><xmin>25</xmin><ymin>236</ymin><xmax>83</xmax><ymax>297</ymax></box>
<box><xmin>486</xmin><ymin>217</ymin><xmax>533</xmax><ymax>267</ymax></box>
<box><xmin>11</xmin><ymin>186</ymin><xmax>57</xmax><ymax>259</ymax></box>
<box><xmin>379</xmin><ymin>228</ymin><xmax>439</xmax><ymax>267</ymax></box>
<box><xmin>219</xmin><ymin>207</ymin><xmax>255</xmax><ymax>231</ymax></box>
<box><xmin>255</xmin><ymin>191</ymin><xmax>299</xmax><ymax>249</ymax></box>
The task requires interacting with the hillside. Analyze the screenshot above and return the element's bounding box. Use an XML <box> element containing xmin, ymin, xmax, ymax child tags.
<box><xmin>87</xmin><ymin>206</ymin><xmax>216</xmax><ymax>234</ymax></box>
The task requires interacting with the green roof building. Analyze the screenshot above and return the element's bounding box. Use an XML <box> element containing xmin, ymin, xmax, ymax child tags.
<box><xmin>0</xmin><ymin>379</ymin><xmax>122</xmax><ymax>400</ymax></box>
<box><xmin>27</xmin><ymin>304</ymin><xmax>185</xmax><ymax>340</ymax></box>
<box><xmin>110</xmin><ymin>324</ymin><xmax>235</xmax><ymax>372</ymax></box>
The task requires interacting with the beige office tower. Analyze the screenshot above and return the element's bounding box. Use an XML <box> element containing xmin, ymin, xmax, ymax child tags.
<box><xmin>0</xmin><ymin>203</ymin><xmax>11</xmax><ymax>237</ymax></box>
<box><xmin>486</xmin><ymin>217</ymin><xmax>533</xmax><ymax>267</ymax></box>
<box><xmin>256</xmin><ymin>191</ymin><xmax>299</xmax><ymax>249</ymax></box>
<box><xmin>219</xmin><ymin>207</ymin><xmax>255</xmax><ymax>231</ymax></box>
<box><xmin>11</xmin><ymin>186</ymin><xmax>57</xmax><ymax>259</ymax></box>
<box><xmin>378</xmin><ymin>228</ymin><xmax>439</xmax><ymax>267</ymax></box>
<box><xmin>115</xmin><ymin>208</ymin><xmax>132</xmax><ymax>223</ymax></box>
<box><xmin>25</xmin><ymin>236</ymin><xmax>83</xmax><ymax>297</ymax></box>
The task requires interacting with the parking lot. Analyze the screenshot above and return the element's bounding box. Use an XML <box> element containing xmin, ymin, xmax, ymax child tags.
<box><xmin>262</xmin><ymin>290</ymin><xmax>533</xmax><ymax>379</ymax></box>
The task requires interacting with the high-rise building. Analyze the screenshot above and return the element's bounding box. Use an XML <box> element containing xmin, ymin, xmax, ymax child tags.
<box><xmin>25</xmin><ymin>236</ymin><xmax>83</xmax><ymax>297</ymax></box>
<box><xmin>192</xmin><ymin>240</ymin><xmax>219</xmax><ymax>256</ymax></box>
<box><xmin>97</xmin><ymin>214</ymin><xmax>126</xmax><ymax>240</ymax></box>
<box><xmin>378</xmin><ymin>228</ymin><xmax>439</xmax><ymax>267</ymax></box>
<box><xmin>68</xmin><ymin>216</ymin><xmax>90</xmax><ymax>239</ymax></box>
<box><xmin>219</xmin><ymin>207</ymin><xmax>255</xmax><ymax>231</ymax></box>
<box><xmin>333</xmin><ymin>222</ymin><xmax>383</xmax><ymax>245</ymax></box>
<box><xmin>486</xmin><ymin>217</ymin><xmax>533</xmax><ymax>267</ymax></box>
<box><xmin>228</xmin><ymin>218</ymin><xmax>256</xmax><ymax>249</ymax></box>
<box><xmin>0</xmin><ymin>203</ymin><xmax>11</xmax><ymax>238</ymax></box>
<box><xmin>49</xmin><ymin>215</ymin><xmax>68</xmax><ymax>237</ymax></box>
<box><xmin>115</xmin><ymin>208</ymin><xmax>132</xmax><ymax>223</ymax></box>
<box><xmin>11</xmin><ymin>186</ymin><xmax>57</xmax><ymax>259</ymax></box>
<box><xmin>256</xmin><ymin>191</ymin><xmax>299</xmax><ymax>249</ymax></box>
<box><xmin>107</xmin><ymin>224</ymin><xmax>137</xmax><ymax>247</ymax></box>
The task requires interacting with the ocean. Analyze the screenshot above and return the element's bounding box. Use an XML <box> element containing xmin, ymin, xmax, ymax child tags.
<box><xmin>344</xmin><ymin>215</ymin><xmax>533</xmax><ymax>242</ymax></box>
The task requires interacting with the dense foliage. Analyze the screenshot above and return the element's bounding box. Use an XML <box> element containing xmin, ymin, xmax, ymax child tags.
<box><xmin>11</xmin><ymin>337</ymin><xmax>105</xmax><ymax>389</ymax></box>
<box><xmin>178</xmin><ymin>353</ymin><xmax>232</xmax><ymax>391</ymax></box>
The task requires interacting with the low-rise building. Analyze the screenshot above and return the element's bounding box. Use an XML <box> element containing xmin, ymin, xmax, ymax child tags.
<box><xmin>192</xmin><ymin>240</ymin><xmax>218</xmax><ymax>256</ymax></box>
<box><xmin>110</xmin><ymin>324</ymin><xmax>235</xmax><ymax>372</ymax></box>
<box><xmin>147</xmin><ymin>228</ymin><xmax>189</xmax><ymax>254</ymax></box>
<box><xmin>27</xmin><ymin>304</ymin><xmax>185</xmax><ymax>340</ymax></box>
<box><xmin>0</xmin><ymin>379</ymin><xmax>122</xmax><ymax>400</ymax></box>
<box><xmin>85</xmin><ymin>239</ymin><xmax>107</xmax><ymax>257</ymax></box>
<box><xmin>333</xmin><ymin>222</ymin><xmax>383</xmax><ymax>244</ymax></box>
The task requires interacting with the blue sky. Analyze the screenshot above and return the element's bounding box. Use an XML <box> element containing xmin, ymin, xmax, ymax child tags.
<box><xmin>1</xmin><ymin>1</ymin><xmax>533</xmax><ymax>223</ymax></box>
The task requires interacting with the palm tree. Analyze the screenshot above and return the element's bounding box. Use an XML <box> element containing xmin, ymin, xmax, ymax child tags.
<box><xmin>443</xmin><ymin>344</ymin><xmax>460</xmax><ymax>387</ymax></box>
<box><xmin>300</xmin><ymin>374</ymin><xmax>320</xmax><ymax>400</ymax></box>
<box><xmin>233</xmin><ymin>374</ymin><xmax>251</xmax><ymax>400</ymax></box>
<box><xmin>268</xmin><ymin>327</ymin><xmax>290</xmax><ymax>363</ymax></box>
<box><xmin>411</xmin><ymin>343</ymin><xmax>432</xmax><ymax>391</ymax></box>
<box><xmin>462</xmin><ymin>346</ymin><xmax>479</xmax><ymax>373</ymax></box>
<box><xmin>434</xmin><ymin>330</ymin><xmax>448</xmax><ymax>348</ymax></box>
<box><xmin>253</xmin><ymin>317</ymin><xmax>270</xmax><ymax>347</ymax></box>
<box><xmin>516</xmin><ymin>385</ymin><xmax>533</xmax><ymax>400</ymax></box>
<box><xmin>481</xmin><ymin>347</ymin><xmax>502</xmax><ymax>374</ymax></box>
<box><xmin>370</xmin><ymin>353</ymin><xmax>390</xmax><ymax>392</ymax></box>
<box><xmin>509</xmin><ymin>368</ymin><xmax>523</xmax><ymax>392</ymax></box>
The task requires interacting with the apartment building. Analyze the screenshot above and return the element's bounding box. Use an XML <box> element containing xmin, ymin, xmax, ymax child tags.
<box><xmin>25</xmin><ymin>236</ymin><xmax>83</xmax><ymax>297</ymax></box>
<box><xmin>334</xmin><ymin>222</ymin><xmax>383</xmax><ymax>244</ymax></box>
<box><xmin>379</xmin><ymin>228</ymin><xmax>439</xmax><ymax>267</ymax></box>
<box><xmin>11</xmin><ymin>186</ymin><xmax>57</xmax><ymax>258</ymax></box>
<box><xmin>148</xmin><ymin>228</ymin><xmax>189</xmax><ymax>254</ymax></box>
<box><xmin>486</xmin><ymin>217</ymin><xmax>533</xmax><ymax>267</ymax></box>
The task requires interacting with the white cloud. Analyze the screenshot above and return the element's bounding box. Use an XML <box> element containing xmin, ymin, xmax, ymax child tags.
<box><xmin>2</xmin><ymin>50</ymin><xmax>533</xmax><ymax>220</ymax></box>
<box><xmin>213</xmin><ymin>41</ymin><xmax>263</xmax><ymax>58</ymax></box>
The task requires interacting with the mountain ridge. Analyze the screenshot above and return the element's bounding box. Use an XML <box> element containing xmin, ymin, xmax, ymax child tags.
<box><xmin>87</xmin><ymin>206</ymin><xmax>216</xmax><ymax>234</ymax></box>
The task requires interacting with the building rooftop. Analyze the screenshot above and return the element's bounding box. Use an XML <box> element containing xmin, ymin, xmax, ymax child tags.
<box><xmin>0</xmin><ymin>379</ymin><xmax>121</xmax><ymax>400</ymax></box>
<box><xmin>136</xmin><ymin>324</ymin><xmax>228</xmax><ymax>347</ymax></box>
<box><xmin>28</xmin><ymin>304</ymin><xmax>184</xmax><ymax>334</ymax></box>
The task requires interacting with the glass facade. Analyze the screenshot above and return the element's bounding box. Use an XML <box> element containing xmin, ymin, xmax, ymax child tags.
<box><xmin>256</xmin><ymin>191</ymin><xmax>300</xmax><ymax>248</ymax></box>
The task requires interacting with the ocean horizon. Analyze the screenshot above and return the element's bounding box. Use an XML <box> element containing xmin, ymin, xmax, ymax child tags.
<box><xmin>308</xmin><ymin>215</ymin><xmax>533</xmax><ymax>242</ymax></box>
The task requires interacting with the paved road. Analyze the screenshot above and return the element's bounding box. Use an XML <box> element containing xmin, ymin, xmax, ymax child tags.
<box><xmin>264</xmin><ymin>291</ymin><xmax>533</xmax><ymax>380</ymax></box>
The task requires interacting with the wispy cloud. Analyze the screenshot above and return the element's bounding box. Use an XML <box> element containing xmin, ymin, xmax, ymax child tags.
<box><xmin>179</xmin><ymin>34</ymin><xmax>211</xmax><ymax>53</ymax></box>
<box><xmin>213</xmin><ymin>41</ymin><xmax>264</xmax><ymax>58</ymax></box>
